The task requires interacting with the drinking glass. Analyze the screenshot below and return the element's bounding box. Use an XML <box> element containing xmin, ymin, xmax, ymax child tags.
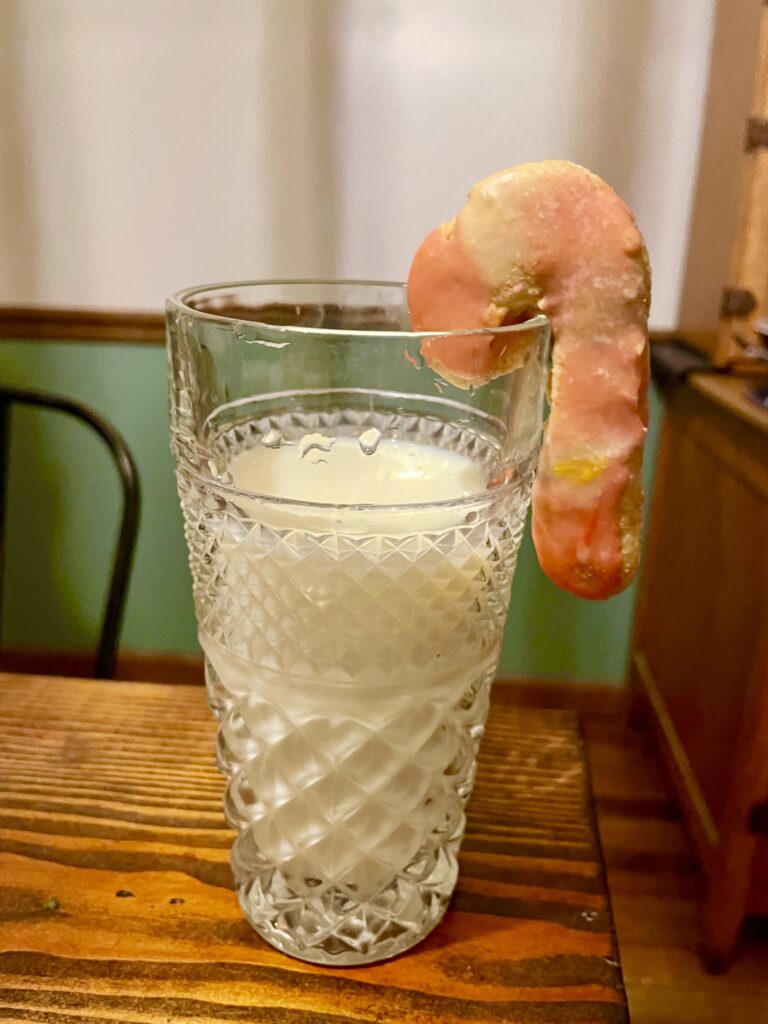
<box><xmin>166</xmin><ymin>281</ymin><xmax>549</xmax><ymax>965</ymax></box>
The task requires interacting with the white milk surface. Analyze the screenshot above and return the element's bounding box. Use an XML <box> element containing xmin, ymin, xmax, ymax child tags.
<box><xmin>227</xmin><ymin>434</ymin><xmax>487</xmax><ymax>506</ymax></box>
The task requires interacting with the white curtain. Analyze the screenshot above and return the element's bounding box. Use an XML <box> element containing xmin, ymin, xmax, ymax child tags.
<box><xmin>1</xmin><ymin>0</ymin><xmax>716</xmax><ymax>326</ymax></box>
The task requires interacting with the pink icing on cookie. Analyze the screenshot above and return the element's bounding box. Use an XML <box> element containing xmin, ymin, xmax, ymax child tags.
<box><xmin>408</xmin><ymin>160</ymin><xmax>650</xmax><ymax>600</ymax></box>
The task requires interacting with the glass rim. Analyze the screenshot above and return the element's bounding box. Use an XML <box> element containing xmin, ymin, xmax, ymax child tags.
<box><xmin>167</xmin><ymin>278</ymin><xmax>549</xmax><ymax>340</ymax></box>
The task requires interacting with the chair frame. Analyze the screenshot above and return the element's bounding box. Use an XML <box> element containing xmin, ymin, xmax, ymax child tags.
<box><xmin>0</xmin><ymin>385</ymin><xmax>141</xmax><ymax>679</ymax></box>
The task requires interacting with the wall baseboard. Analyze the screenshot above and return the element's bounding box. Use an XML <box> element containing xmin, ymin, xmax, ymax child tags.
<box><xmin>0</xmin><ymin>648</ymin><xmax>205</xmax><ymax>686</ymax></box>
<box><xmin>0</xmin><ymin>648</ymin><xmax>626</xmax><ymax>714</ymax></box>
<box><xmin>493</xmin><ymin>676</ymin><xmax>627</xmax><ymax>715</ymax></box>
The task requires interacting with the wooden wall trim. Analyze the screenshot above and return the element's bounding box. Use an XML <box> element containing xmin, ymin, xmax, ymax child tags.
<box><xmin>0</xmin><ymin>305</ymin><xmax>711</xmax><ymax>352</ymax></box>
<box><xmin>0</xmin><ymin>307</ymin><xmax>165</xmax><ymax>345</ymax></box>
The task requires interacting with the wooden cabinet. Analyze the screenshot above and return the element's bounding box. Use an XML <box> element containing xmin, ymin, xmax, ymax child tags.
<box><xmin>715</xmin><ymin>1</ymin><xmax>768</xmax><ymax>367</ymax></box>
<box><xmin>631</xmin><ymin>373</ymin><xmax>768</xmax><ymax>969</ymax></box>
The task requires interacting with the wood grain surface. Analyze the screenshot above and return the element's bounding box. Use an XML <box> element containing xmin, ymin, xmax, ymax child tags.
<box><xmin>584</xmin><ymin>711</ymin><xmax>768</xmax><ymax>1023</ymax></box>
<box><xmin>0</xmin><ymin>674</ymin><xmax>627</xmax><ymax>1023</ymax></box>
<box><xmin>715</xmin><ymin>1</ymin><xmax>768</xmax><ymax>367</ymax></box>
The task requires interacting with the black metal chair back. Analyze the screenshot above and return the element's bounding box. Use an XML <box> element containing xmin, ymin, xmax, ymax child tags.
<box><xmin>0</xmin><ymin>385</ymin><xmax>141</xmax><ymax>679</ymax></box>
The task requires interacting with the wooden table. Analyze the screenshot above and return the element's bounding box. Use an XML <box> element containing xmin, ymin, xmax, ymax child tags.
<box><xmin>0</xmin><ymin>674</ymin><xmax>628</xmax><ymax>1023</ymax></box>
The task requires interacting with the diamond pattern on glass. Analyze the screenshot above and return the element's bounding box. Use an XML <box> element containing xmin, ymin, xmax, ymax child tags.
<box><xmin>175</xmin><ymin>407</ymin><xmax>534</xmax><ymax>964</ymax></box>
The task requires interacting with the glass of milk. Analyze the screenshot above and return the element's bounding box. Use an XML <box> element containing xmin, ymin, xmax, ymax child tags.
<box><xmin>167</xmin><ymin>281</ymin><xmax>549</xmax><ymax>965</ymax></box>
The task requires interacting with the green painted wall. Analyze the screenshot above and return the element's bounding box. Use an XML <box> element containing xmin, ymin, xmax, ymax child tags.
<box><xmin>0</xmin><ymin>338</ymin><xmax>662</xmax><ymax>683</ymax></box>
<box><xmin>0</xmin><ymin>341</ymin><xmax>194</xmax><ymax>652</ymax></box>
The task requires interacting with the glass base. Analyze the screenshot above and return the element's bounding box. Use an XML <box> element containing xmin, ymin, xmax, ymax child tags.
<box><xmin>207</xmin><ymin>649</ymin><xmax>493</xmax><ymax>966</ymax></box>
<box><xmin>233</xmin><ymin>830</ymin><xmax>460</xmax><ymax>966</ymax></box>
